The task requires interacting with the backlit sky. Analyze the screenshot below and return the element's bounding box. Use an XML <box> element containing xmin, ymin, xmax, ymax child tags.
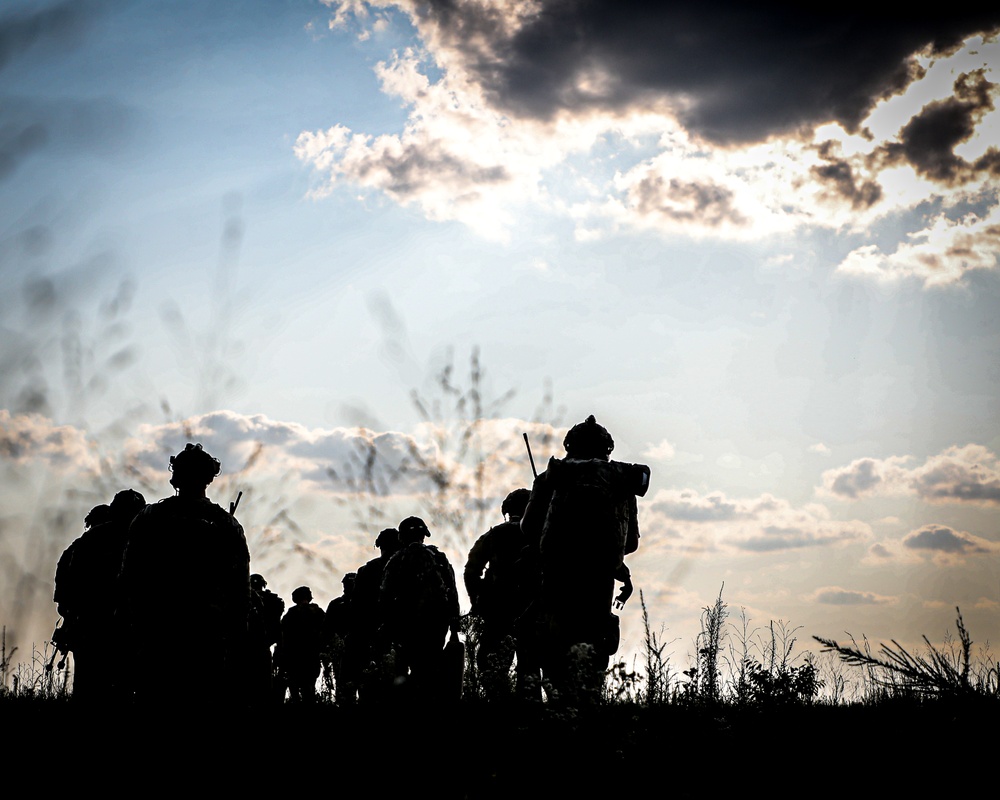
<box><xmin>2</xmin><ymin>1</ymin><xmax>1000</xmax><ymax>687</ymax></box>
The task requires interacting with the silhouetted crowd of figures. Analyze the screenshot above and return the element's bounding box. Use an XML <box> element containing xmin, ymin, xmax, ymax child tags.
<box><xmin>51</xmin><ymin>415</ymin><xmax>651</xmax><ymax>713</ymax></box>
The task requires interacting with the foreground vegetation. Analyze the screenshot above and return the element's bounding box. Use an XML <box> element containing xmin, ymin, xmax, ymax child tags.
<box><xmin>4</xmin><ymin>592</ymin><xmax>997</xmax><ymax>795</ymax></box>
<box><xmin>7</xmin><ymin>588</ymin><xmax>998</xmax><ymax>707</ymax></box>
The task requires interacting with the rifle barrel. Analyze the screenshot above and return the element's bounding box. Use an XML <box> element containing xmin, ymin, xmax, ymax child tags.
<box><xmin>523</xmin><ymin>432</ymin><xmax>537</xmax><ymax>479</ymax></box>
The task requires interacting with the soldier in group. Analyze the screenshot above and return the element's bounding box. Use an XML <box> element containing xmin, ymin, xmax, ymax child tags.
<box><xmin>349</xmin><ymin>527</ymin><xmax>401</xmax><ymax>705</ymax></box>
<box><xmin>321</xmin><ymin>571</ymin><xmax>357</xmax><ymax>704</ymax></box>
<box><xmin>246</xmin><ymin>573</ymin><xmax>285</xmax><ymax>708</ymax></box>
<box><xmin>521</xmin><ymin>415</ymin><xmax>650</xmax><ymax>704</ymax></box>
<box><xmin>277</xmin><ymin>585</ymin><xmax>326</xmax><ymax>704</ymax></box>
<box><xmin>464</xmin><ymin>487</ymin><xmax>533</xmax><ymax>699</ymax></box>
<box><xmin>52</xmin><ymin>489</ymin><xmax>146</xmax><ymax>705</ymax></box>
<box><xmin>118</xmin><ymin>442</ymin><xmax>250</xmax><ymax>711</ymax></box>
<box><xmin>379</xmin><ymin>516</ymin><xmax>462</xmax><ymax>704</ymax></box>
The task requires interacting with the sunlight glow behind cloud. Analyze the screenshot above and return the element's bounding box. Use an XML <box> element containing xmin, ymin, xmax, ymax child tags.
<box><xmin>297</xmin><ymin>3</ymin><xmax>1000</xmax><ymax>285</ymax></box>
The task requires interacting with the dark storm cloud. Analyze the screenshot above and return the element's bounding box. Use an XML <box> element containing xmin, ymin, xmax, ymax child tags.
<box><xmin>875</xmin><ymin>69</ymin><xmax>1000</xmax><ymax>185</ymax></box>
<box><xmin>406</xmin><ymin>1</ymin><xmax>1000</xmax><ymax>144</ymax></box>
<box><xmin>903</xmin><ymin>524</ymin><xmax>993</xmax><ymax>555</ymax></box>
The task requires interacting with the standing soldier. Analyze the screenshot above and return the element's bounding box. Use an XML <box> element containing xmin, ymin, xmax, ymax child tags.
<box><xmin>379</xmin><ymin>516</ymin><xmax>462</xmax><ymax>704</ymax></box>
<box><xmin>321</xmin><ymin>572</ymin><xmax>357</xmax><ymax>704</ymax></box>
<box><xmin>246</xmin><ymin>573</ymin><xmax>284</xmax><ymax>708</ymax></box>
<box><xmin>349</xmin><ymin>528</ymin><xmax>401</xmax><ymax>705</ymax></box>
<box><xmin>464</xmin><ymin>488</ymin><xmax>532</xmax><ymax>699</ymax></box>
<box><xmin>118</xmin><ymin>442</ymin><xmax>250</xmax><ymax>711</ymax></box>
<box><xmin>52</xmin><ymin>489</ymin><xmax>146</xmax><ymax>705</ymax></box>
<box><xmin>521</xmin><ymin>416</ymin><xmax>650</xmax><ymax>704</ymax></box>
<box><xmin>278</xmin><ymin>586</ymin><xmax>326</xmax><ymax>704</ymax></box>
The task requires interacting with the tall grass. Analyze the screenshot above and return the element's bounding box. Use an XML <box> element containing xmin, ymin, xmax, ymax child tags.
<box><xmin>814</xmin><ymin>607</ymin><xmax>1000</xmax><ymax>702</ymax></box>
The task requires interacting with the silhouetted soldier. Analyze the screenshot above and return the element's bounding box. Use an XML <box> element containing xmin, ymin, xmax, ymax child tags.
<box><xmin>277</xmin><ymin>585</ymin><xmax>326</xmax><ymax>704</ymax></box>
<box><xmin>521</xmin><ymin>415</ymin><xmax>650</xmax><ymax>704</ymax></box>
<box><xmin>349</xmin><ymin>527</ymin><xmax>401</xmax><ymax>705</ymax></box>
<box><xmin>465</xmin><ymin>488</ymin><xmax>532</xmax><ymax>699</ymax></box>
<box><xmin>52</xmin><ymin>489</ymin><xmax>146</xmax><ymax>705</ymax></box>
<box><xmin>246</xmin><ymin>573</ymin><xmax>284</xmax><ymax>708</ymax></box>
<box><xmin>379</xmin><ymin>516</ymin><xmax>461</xmax><ymax>704</ymax></box>
<box><xmin>118</xmin><ymin>442</ymin><xmax>250</xmax><ymax>711</ymax></box>
<box><xmin>322</xmin><ymin>571</ymin><xmax>357</xmax><ymax>704</ymax></box>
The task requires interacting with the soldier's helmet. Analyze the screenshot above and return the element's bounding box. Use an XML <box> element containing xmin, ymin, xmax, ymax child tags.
<box><xmin>398</xmin><ymin>516</ymin><xmax>430</xmax><ymax>544</ymax></box>
<box><xmin>109</xmin><ymin>488</ymin><xmax>146</xmax><ymax>521</ymax></box>
<box><xmin>250</xmin><ymin>573</ymin><xmax>267</xmax><ymax>591</ymax></box>
<box><xmin>169</xmin><ymin>442</ymin><xmax>222</xmax><ymax>489</ymax></box>
<box><xmin>84</xmin><ymin>504</ymin><xmax>111</xmax><ymax>529</ymax></box>
<box><xmin>292</xmin><ymin>586</ymin><xmax>313</xmax><ymax>604</ymax></box>
<box><xmin>563</xmin><ymin>415</ymin><xmax>614</xmax><ymax>459</ymax></box>
<box><xmin>501</xmin><ymin>488</ymin><xmax>531</xmax><ymax>519</ymax></box>
<box><xmin>375</xmin><ymin>527</ymin><xmax>399</xmax><ymax>550</ymax></box>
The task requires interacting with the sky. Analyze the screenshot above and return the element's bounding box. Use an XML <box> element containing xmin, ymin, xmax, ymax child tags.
<box><xmin>2</xmin><ymin>0</ymin><xmax>1000</xmax><ymax>691</ymax></box>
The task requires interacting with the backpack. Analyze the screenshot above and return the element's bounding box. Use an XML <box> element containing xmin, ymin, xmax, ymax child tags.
<box><xmin>540</xmin><ymin>457</ymin><xmax>649</xmax><ymax>569</ymax></box>
<box><xmin>382</xmin><ymin>543</ymin><xmax>457</xmax><ymax>624</ymax></box>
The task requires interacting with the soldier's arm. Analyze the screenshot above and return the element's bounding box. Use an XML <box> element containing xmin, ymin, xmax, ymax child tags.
<box><xmin>614</xmin><ymin>563</ymin><xmax>634</xmax><ymax>609</ymax></box>
<box><xmin>463</xmin><ymin>533</ymin><xmax>490</xmax><ymax>604</ymax></box>
<box><xmin>53</xmin><ymin>541</ymin><xmax>78</xmax><ymax>611</ymax></box>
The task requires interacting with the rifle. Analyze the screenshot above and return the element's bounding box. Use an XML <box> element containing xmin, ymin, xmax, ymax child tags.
<box><xmin>522</xmin><ymin>433</ymin><xmax>537</xmax><ymax>479</ymax></box>
<box><xmin>45</xmin><ymin>618</ymin><xmax>71</xmax><ymax>673</ymax></box>
<box><xmin>230</xmin><ymin>490</ymin><xmax>243</xmax><ymax>516</ymax></box>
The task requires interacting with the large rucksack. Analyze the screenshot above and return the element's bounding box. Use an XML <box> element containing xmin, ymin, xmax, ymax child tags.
<box><xmin>539</xmin><ymin>457</ymin><xmax>649</xmax><ymax>570</ymax></box>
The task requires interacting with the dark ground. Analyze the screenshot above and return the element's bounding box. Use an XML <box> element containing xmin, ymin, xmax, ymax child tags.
<box><xmin>7</xmin><ymin>696</ymin><xmax>994</xmax><ymax>796</ymax></box>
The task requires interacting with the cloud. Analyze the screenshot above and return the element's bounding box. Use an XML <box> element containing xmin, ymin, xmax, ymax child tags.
<box><xmin>0</xmin><ymin>410</ymin><xmax>100</xmax><ymax>473</ymax></box>
<box><xmin>645</xmin><ymin>488</ymin><xmax>871</xmax><ymax>554</ymax></box>
<box><xmin>302</xmin><ymin>4</ymin><xmax>1000</xmax><ymax>282</ymax></box>
<box><xmin>338</xmin><ymin>2</ymin><xmax>1000</xmax><ymax>145</ymax></box>
<box><xmin>903</xmin><ymin>524</ymin><xmax>997</xmax><ymax>557</ymax></box>
<box><xmin>629</xmin><ymin>175</ymin><xmax>746</xmax><ymax>227</ymax></box>
<box><xmin>821</xmin><ymin>444</ymin><xmax>1000</xmax><ymax>505</ymax></box>
<box><xmin>809</xmin><ymin>586</ymin><xmax>896</xmax><ymax>606</ymax></box>
<box><xmin>294</xmin><ymin>48</ymin><xmax>553</xmax><ymax>241</ymax></box>
<box><xmin>119</xmin><ymin>410</ymin><xmax>561</xmax><ymax>527</ymax></box>
<box><xmin>866</xmin><ymin>542</ymin><xmax>894</xmax><ymax>560</ymax></box>
<box><xmin>643</xmin><ymin>438</ymin><xmax>675</xmax><ymax>461</ymax></box>
<box><xmin>811</xmin><ymin>141</ymin><xmax>884</xmax><ymax>210</ymax></box>
<box><xmin>875</xmin><ymin>69</ymin><xmax>1000</xmax><ymax>186</ymax></box>
<box><xmin>835</xmin><ymin>204</ymin><xmax>1000</xmax><ymax>286</ymax></box>
<box><xmin>862</xmin><ymin>523</ymin><xmax>998</xmax><ymax>565</ymax></box>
